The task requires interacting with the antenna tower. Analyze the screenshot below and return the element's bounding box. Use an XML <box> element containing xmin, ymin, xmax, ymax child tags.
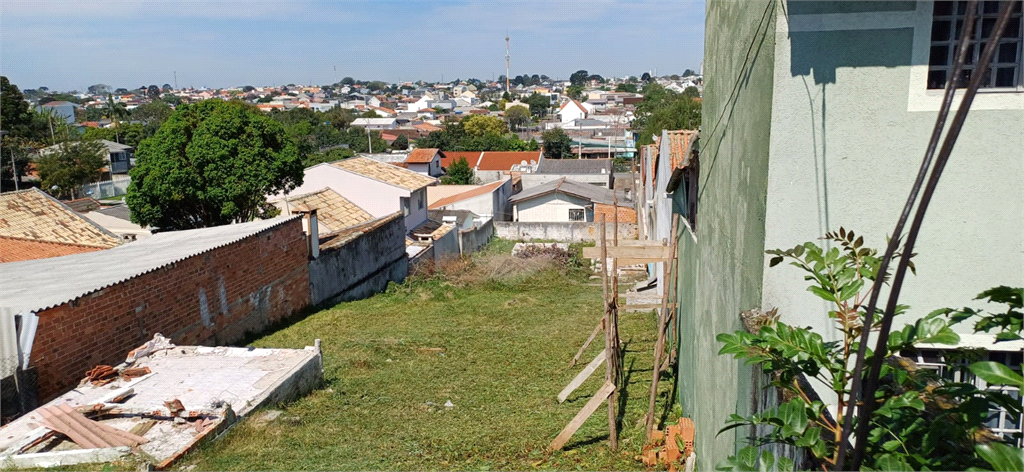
<box><xmin>505</xmin><ymin>34</ymin><xmax>511</xmax><ymax>93</ymax></box>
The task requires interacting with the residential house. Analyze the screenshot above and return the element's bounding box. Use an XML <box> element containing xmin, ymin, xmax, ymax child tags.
<box><xmin>474</xmin><ymin>151</ymin><xmax>542</xmax><ymax>183</ymax></box>
<box><xmin>675</xmin><ymin>1</ymin><xmax>1024</xmax><ymax>467</ymax></box>
<box><xmin>405</xmin><ymin>148</ymin><xmax>443</xmax><ymax>177</ymax></box>
<box><xmin>428</xmin><ymin>178</ymin><xmax>513</xmax><ymax>221</ymax></box>
<box><xmin>351</xmin><ymin>117</ymin><xmax>398</xmax><ymax>130</ymax></box>
<box><xmin>522</xmin><ymin>157</ymin><xmax>614</xmax><ymax>189</ymax></box>
<box><xmin>37</xmin><ymin>139</ymin><xmax>135</xmax><ymax>177</ymax></box>
<box><xmin>0</xmin><ymin>188</ymin><xmax>122</xmax><ymax>262</ymax></box>
<box><xmin>276</xmin><ymin>157</ymin><xmax>438</xmax><ymax>234</ymax></box>
<box><xmin>509</xmin><ymin>177</ymin><xmax>634</xmax><ymax>223</ymax></box>
<box><xmin>557</xmin><ymin>99</ymin><xmax>591</xmax><ymax>123</ymax></box>
<box><xmin>439</xmin><ymin>151</ymin><xmax>483</xmax><ymax>173</ymax></box>
<box><xmin>272</xmin><ymin>188</ymin><xmax>374</xmax><ymax>236</ymax></box>
<box><xmin>35</xmin><ymin>101</ymin><xmax>78</xmax><ymax>124</ymax></box>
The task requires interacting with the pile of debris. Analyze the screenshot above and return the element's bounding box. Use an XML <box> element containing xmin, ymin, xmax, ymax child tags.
<box><xmin>0</xmin><ymin>334</ymin><xmax>323</xmax><ymax>470</ymax></box>
<box><xmin>640</xmin><ymin>417</ymin><xmax>696</xmax><ymax>472</ymax></box>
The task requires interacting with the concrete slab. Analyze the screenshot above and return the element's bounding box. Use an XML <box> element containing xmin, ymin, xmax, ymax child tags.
<box><xmin>0</xmin><ymin>340</ymin><xmax>323</xmax><ymax>469</ymax></box>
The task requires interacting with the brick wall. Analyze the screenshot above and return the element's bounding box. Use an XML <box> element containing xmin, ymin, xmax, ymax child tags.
<box><xmin>29</xmin><ymin>219</ymin><xmax>310</xmax><ymax>400</ymax></box>
<box><xmin>594</xmin><ymin>203</ymin><xmax>638</xmax><ymax>224</ymax></box>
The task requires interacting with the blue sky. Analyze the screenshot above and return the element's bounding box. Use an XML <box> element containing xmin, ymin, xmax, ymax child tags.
<box><xmin>0</xmin><ymin>0</ymin><xmax>705</xmax><ymax>91</ymax></box>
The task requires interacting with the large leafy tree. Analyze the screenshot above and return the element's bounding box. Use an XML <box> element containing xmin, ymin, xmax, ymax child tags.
<box><xmin>505</xmin><ymin>105</ymin><xmax>530</xmax><ymax>131</ymax></box>
<box><xmin>462</xmin><ymin>115</ymin><xmax>507</xmax><ymax>137</ymax></box>
<box><xmin>126</xmin><ymin>100</ymin><xmax>303</xmax><ymax>230</ymax></box>
<box><xmin>633</xmin><ymin>83</ymin><xmax>701</xmax><ymax>146</ymax></box>
<box><xmin>36</xmin><ymin>140</ymin><xmax>107</xmax><ymax>199</ymax></box>
<box><xmin>1</xmin><ymin>76</ymin><xmax>33</xmax><ymax>137</ymax></box>
<box><xmin>541</xmin><ymin>128</ymin><xmax>573</xmax><ymax>159</ymax></box>
<box><xmin>523</xmin><ymin>93</ymin><xmax>551</xmax><ymax>117</ymax></box>
<box><xmin>569</xmin><ymin>69</ymin><xmax>589</xmax><ymax>86</ymax></box>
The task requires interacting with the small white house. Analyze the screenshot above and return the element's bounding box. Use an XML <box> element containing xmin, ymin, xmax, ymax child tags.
<box><xmin>557</xmin><ymin>99</ymin><xmax>589</xmax><ymax>124</ymax></box>
<box><xmin>405</xmin><ymin>148</ymin><xmax>443</xmax><ymax>177</ymax></box>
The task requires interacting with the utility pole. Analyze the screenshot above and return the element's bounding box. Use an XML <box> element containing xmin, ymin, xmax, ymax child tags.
<box><xmin>173</xmin><ymin>71</ymin><xmax>178</xmax><ymax>90</ymax></box>
<box><xmin>367</xmin><ymin>126</ymin><xmax>373</xmax><ymax>154</ymax></box>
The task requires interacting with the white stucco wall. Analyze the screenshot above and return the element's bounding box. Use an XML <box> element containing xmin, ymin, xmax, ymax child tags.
<box><xmin>514</xmin><ymin>192</ymin><xmax>592</xmax><ymax>222</ymax></box>
<box><xmin>761</xmin><ymin>3</ymin><xmax>1024</xmax><ymax>345</ymax></box>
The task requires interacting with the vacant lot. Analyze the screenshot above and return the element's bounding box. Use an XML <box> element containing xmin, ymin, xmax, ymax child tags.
<box><xmin>178</xmin><ymin>241</ymin><xmax>672</xmax><ymax>471</ymax></box>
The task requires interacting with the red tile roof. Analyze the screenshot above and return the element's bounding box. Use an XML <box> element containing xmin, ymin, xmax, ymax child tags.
<box><xmin>476</xmin><ymin>151</ymin><xmax>542</xmax><ymax>171</ymax></box>
<box><xmin>428</xmin><ymin>180</ymin><xmax>505</xmax><ymax>210</ymax></box>
<box><xmin>0</xmin><ymin>236</ymin><xmax>108</xmax><ymax>263</ymax></box>
<box><xmin>406</xmin><ymin>148</ymin><xmax>440</xmax><ymax>164</ymax></box>
<box><xmin>439</xmin><ymin>151</ymin><xmax>482</xmax><ymax>169</ymax></box>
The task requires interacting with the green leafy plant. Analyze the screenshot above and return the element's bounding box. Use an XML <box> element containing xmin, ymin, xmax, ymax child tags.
<box><xmin>715</xmin><ymin>229</ymin><xmax>1022</xmax><ymax>471</ymax></box>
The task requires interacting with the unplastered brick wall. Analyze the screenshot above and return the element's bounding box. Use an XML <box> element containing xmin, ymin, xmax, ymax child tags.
<box><xmin>29</xmin><ymin>219</ymin><xmax>311</xmax><ymax>400</ymax></box>
<box><xmin>594</xmin><ymin>203</ymin><xmax>638</xmax><ymax>224</ymax></box>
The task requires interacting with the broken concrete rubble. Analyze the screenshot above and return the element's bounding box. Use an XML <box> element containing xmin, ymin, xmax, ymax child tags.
<box><xmin>0</xmin><ymin>335</ymin><xmax>323</xmax><ymax>470</ymax></box>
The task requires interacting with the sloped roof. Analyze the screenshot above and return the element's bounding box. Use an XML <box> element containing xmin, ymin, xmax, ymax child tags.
<box><xmin>0</xmin><ymin>216</ymin><xmax>300</xmax><ymax>316</ymax></box>
<box><xmin>0</xmin><ymin>188</ymin><xmax>121</xmax><ymax>250</ymax></box>
<box><xmin>537</xmin><ymin>158</ymin><xmax>613</xmax><ymax>175</ymax></box>
<box><xmin>330</xmin><ymin>157</ymin><xmax>437</xmax><ymax>191</ymax></box>
<box><xmin>428</xmin><ymin>180</ymin><xmax>505</xmax><ymax>209</ymax></box>
<box><xmin>439</xmin><ymin>151</ymin><xmax>482</xmax><ymax>169</ymax></box>
<box><xmin>278</xmin><ymin>188</ymin><xmax>373</xmax><ymax>234</ymax></box>
<box><xmin>0</xmin><ymin>237</ymin><xmax>108</xmax><ymax>263</ymax></box>
<box><xmin>559</xmin><ymin>99</ymin><xmax>588</xmax><ymax>114</ymax></box>
<box><xmin>476</xmin><ymin>151</ymin><xmax>542</xmax><ymax>171</ymax></box>
<box><xmin>665</xmin><ymin>130</ymin><xmax>697</xmax><ymax>170</ymax></box>
<box><xmin>405</xmin><ymin>148</ymin><xmax>440</xmax><ymax>164</ymax></box>
<box><xmin>509</xmin><ymin>177</ymin><xmax>625</xmax><ymax>206</ymax></box>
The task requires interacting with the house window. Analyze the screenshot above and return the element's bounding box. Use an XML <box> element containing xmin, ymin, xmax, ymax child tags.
<box><xmin>569</xmin><ymin>209</ymin><xmax>585</xmax><ymax>221</ymax></box>
<box><xmin>400</xmin><ymin>197</ymin><xmax>410</xmax><ymax>217</ymax></box>
<box><xmin>902</xmin><ymin>347</ymin><xmax>1023</xmax><ymax>446</ymax></box>
<box><xmin>417</xmin><ymin>192</ymin><xmax>424</xmax><ymax>209</ymax></box>
<box><xmin>928</xmin><ymin>1</ymin><xmax>1024</xmax><ymax>89</ymax></box>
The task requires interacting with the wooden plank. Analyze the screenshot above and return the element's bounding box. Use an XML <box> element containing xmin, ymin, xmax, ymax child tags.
<box><xmin>582</xmin><ymin>245</ymin><xmax>675</xmax><ymax>260</ymax></box>
<box><xmin>645</xmin><ymin>214</ymin><xmax>679</xmax><ymax>439</ymax></box>
<box><xmin>569</xmin><ymin>319</ymin><xmax>604</xmax><ymax>368</ymax></box>
<box><xmin>128</xmin><ymin>419</ymin><xmax>157</xmax><ymax>438</ymax></box>
<box><xmin>558</xmin><ymin>349</ymin><xmax>607</xmax><ymax>403</ymax></box>
<box><xmin>601</xmin><ymin>215</ymin><xmax>619</xmax><ymax>452</ymax></box>
<box><xmin>618</xmin><ymin>257</ymin><xmax>671</xmax><ymax>265</ymax></box>
<box><xmin>548</xmin><ymin>381</ymin><xmax>616</xmax><ymax>451</ymax></box>
<box><xmin>624</xmin><ymin>303</ymin><xmax>676</xmax><ymax>311</ymax></box>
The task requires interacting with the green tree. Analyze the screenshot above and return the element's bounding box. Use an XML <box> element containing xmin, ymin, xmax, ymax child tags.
<box><xmin>569</xmin><ymin>70</ymin><xmax>589</xmax><ymax>86</ymax></box>
<box><xmin>523</xmin><ymin>93</ymin><xmax>551</xmax><ymax>117</ymax></box>
<box><xmin>1</xmin><ymin>76</ymin><xmax>33</xmax><ymax>137</ymax></box>
<box><xmin>541</xmin><ymin>128</ymin><xmax>573</xmax><ymax>159</ymax></box>
<box><xmin>146</xmin><ymin>85</ymin><xmax>161</xmax><ymax>100</ymax></box>
<box><xmin>0</xmin><ymin>136</ymin><xmax>36</xmax><ymax>184</ymax></box>
<box><xmin>615</xmin><ymin>83</ymin><xmax>638</xmax><ymax>93</ymax></box>
<box><xmin>640</xmin><ymin>72</ymin><xmax>652</xmax><ymax>82</ymax></box>
<box><xmin>131</xmin><ymin>101</ymin><xmax>173</xmax><ymax>134</ymax></box>
<box><xmin>392</xmin><ymin>134</ymin><xmax>409</xmax><ymax>150</ymax></box>
<box><xmin>161</xmin><ymin>93</ymin><xmax>183</xmax><ymax>106</ymax></box>
<box><xmin>82</xmin><ymin>123</ymin><xmax>146</xmax><ymax>148</ymax></box>
<box><xmin>126</xmin><ymin>100</ymin><xmax>303</xmax><ymax>230</ymax></box>
<box><xmin>462</xmin><ymin>115</ymin><xmax>507</xmax><ymax>137</ymax></box>
<box><xmin>566</xmin><ymin>85</ymin><xmax>584</xmax><ymax>101</ymax></box>
<box><xmin>341</xmin><ymin>77</ymin><xmax>355</xmax><ymax>86</ymax></box>
<box><xmin>303</xmin><ymin>147</ymin><xmax>354</xmax><ymax>167</ymax></box>
<box><xmin>633</xmin><ymin>83</ymin><xmax>701</xmax><ymax>146</ymax></box>
<box><xmin>36</xmin><ymin>140</ymin><xmax>107</xmax><ymax>199</ymax></box>
<box><xmin>441</xmin><ymin>157</ymin><xmax>473</xmax><ymax>185</ymax></box>
<box><xmin>505</xmin><ymin>105</ymin><xmax>531</xmax><ymax>131</ymax></box>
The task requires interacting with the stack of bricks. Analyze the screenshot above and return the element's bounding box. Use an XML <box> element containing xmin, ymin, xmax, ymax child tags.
<box><xmin>593</xmin><ymin>203</ymin><xmax>638</xmax><ymax>224</ymax></box>
<box><xmin>29</xmin><ymin>219</ymin><xmax>311</xmax><ymax>401</ymax></box>
<box><xmin>641</xmin><ymin>417</ymin><xmax>696</xmax><ymax>471</ymax></box>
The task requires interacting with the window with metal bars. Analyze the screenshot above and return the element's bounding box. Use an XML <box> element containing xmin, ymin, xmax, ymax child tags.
<box><xmin>901</xmin><ymin>348</ymin><xmax>1023</xmax><ymax>446</ymax></box>
<box><xmin>928</xmin><ymin>1</ymin><xmax>1024</xmax><ymax>89</ymax></box>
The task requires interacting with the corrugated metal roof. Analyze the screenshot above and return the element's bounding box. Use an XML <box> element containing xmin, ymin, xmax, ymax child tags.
<box><xmin>0</xmin><ymin>216</ymin><xmax>300</xmax><ymax>317</ymax></box>
<box><xmin>536</xmin><ymin>158</ymin><xmax>614</xmax><ymax>175</ymax></box>
<box><xmin>509</xmin><ymin>177</ymin><xmax>627</xmax><ymax>206</ymax></box>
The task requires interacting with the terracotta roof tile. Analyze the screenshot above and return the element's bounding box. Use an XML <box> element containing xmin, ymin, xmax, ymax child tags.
<box><xmin>0</xmin><ymin>236</ymin><xmax>108</xmax><ymax>263</ymax></box>
<box><xmin>476</xmin><ymin>151</ymin><xmax>542</xmax><ymax>171</ymax></box>
<box><xmin>279</xmin><ymin>188</ymin><xmax>373</xmax><ymax>234</ymax></box>
<box><xmin>666</xmin><ymin>130</ymin><xmax>697</xmax><ymax>170</ymax></box>
<box><xmin>0</xmin><ymin>188</ymin><xmax>121</xmax><ymax>250</ymax></box>
<box><xmin>331</xmin><ymin>157</ymin><xmax>437</xmax><ymax>191</ymax></box>
<box><xmin>439</xmin><ymin>151</ymin><xmax>482</xmax><ymax>169</ymax></box>
<box><xmin>406</xmin><ymin>148</ymin><xmax>439</xmax><ymax>164</ymax></box>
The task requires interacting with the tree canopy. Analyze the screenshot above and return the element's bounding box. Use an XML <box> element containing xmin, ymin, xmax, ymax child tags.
<box><xmin>633</xmin><ymin>83</ymin><xmax>702</xmax><ymax>147</ymax></box>
<box><xmin>416</xmin><ymin>119</ymin><xmax>538</xmax><ymax>152</ymax></box>
<box><xmin>541</xmin><ymin>128</ymin><xmax>573</xmax><ymax>159</ymax></box>
<box><xmin>569</xmin><ymin>70</ymin><xmax>589</xmax><ymax>86</ymax></box>
<box><xmin>505</xmin><ymin>105</ymin><xmax>531</xmax><ymax>131</ymax></box>
<box><xmin>126</xmin><ymin>100</ymin><xmax>303</xmax><ymax>230</ymax></box>
<box><xmin>462</xmin><ymin>115</ymin><xmax>508</xmax><ymax>137</ymax></box>
<box><xmin>1</xmin><ymin>76</ymin><xmax>33</xmax><ymax>137</ymax></box>
<box><xmin>36</xmin><ymin>140</ymin><xmax>107</xmax><ymax>199</ymax></box>
<box><xmin>391</xmin><ymin>134</ymin><xmax>409</xmax><ymax>151</ymax></box>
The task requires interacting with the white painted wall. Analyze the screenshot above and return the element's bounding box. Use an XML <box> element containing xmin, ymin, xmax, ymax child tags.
<box><xmin>761</xmin><ymin>3</ymin><xmax>1024</xmax><ymax>347</ymax></box>
<box><xmin>515</xmin><ymin>192</ymin><xmax>591</xmax><ymax>222</ymax></box>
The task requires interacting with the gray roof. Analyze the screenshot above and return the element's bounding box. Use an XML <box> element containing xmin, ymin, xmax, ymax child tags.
<box><xmin>0</xmin><ymin>216</ymin><xmax>300</xmax><ymax>317</ymax></box>
<box><xmin>509</xmin><ymin>177</ymin><xmax>627</xmax><ymax>206</ymax></box>
<box><xmin>537</xmin><ymin>158</ymin><xmax>614</xmax><ymax>175</ymax></box>
<box><xmin>94</xmin><ymin>204</ymin><xmax>133</xmax><ymax>221</ymax></box>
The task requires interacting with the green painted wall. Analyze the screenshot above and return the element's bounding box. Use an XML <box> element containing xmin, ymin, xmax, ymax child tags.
<box><xmin>673</xmin><ymin>0</ymin><xmax>777</xmax><ymax>468</ymax></box>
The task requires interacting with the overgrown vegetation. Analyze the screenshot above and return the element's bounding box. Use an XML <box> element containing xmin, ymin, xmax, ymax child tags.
<box><xmin>716</xmin><ymin>230</ymin><xmax>1023</xmax><ymax>471</ymax></box>
<box><xmin>177</xmin><ymin>239</ymin><xmax>672</xmax><ymax>471</ymax></box>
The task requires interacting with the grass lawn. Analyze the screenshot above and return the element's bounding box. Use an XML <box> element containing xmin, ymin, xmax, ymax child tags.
<box><xmin>176</xmin><ymin>241</ymin><xmax>676</xmax><ymax>471</ymax></box>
